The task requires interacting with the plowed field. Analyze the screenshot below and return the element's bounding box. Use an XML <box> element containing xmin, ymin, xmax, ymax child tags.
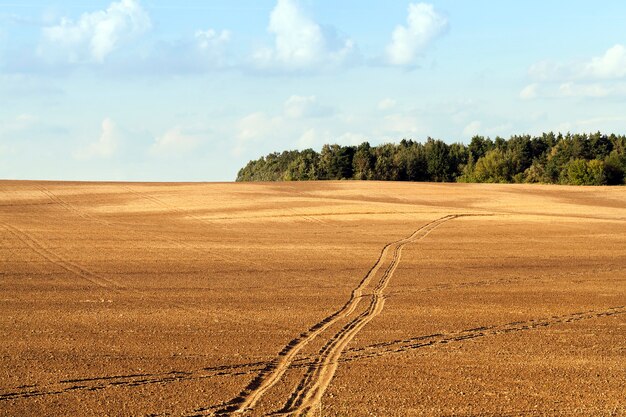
<box><xmin>1</xmin><ymin>181</ymin><xmax>625</xmax><ymax>416</ymax></box>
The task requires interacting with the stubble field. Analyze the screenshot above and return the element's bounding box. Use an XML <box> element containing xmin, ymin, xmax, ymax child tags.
<box><xmin>1</xmin><ymin>180</ymin><xmax>625</xmax><ymax>416</ymax></box>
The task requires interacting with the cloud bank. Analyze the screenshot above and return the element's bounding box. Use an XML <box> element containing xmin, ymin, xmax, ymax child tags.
<box><xmin>252</xmin><ymin>0</ymin><xmax>356</xmax><ymax>71</ymax></box>
<box><xmin>151</xmin><ymin>128</ymin><xmax>202</xmax><ymax>156</ymax></box>
<box><xmin>386</xmin><ymin>3</ymin><xmax>448</xmax><ymax>66</ymax></box>
<box><xmin>74</xmin><ymin>118</ymin><xmax>119</xmax><ymax>159</ymax></box>
<box><xmin>40</xmin><ymin>0</ymin><xmax>151</xmax><ymax>64</ymax></box>
<box><xmin>523</xmin><ymin>44</ymin><xmax>626</xmax><ymax>99</ymax></box>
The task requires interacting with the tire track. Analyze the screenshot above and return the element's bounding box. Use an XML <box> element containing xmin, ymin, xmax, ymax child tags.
<box><xmin>215</xmin><ymin>215</ymin><xmax>462</xmax><ymax>415</ymax></box>
<box><xmin>277</xmin><ymin>215</ymin><xmax>459</xmax><ymax>416</ymax></box>
<box><xmin>6</xmin><ymin>187</ymin><xmax>275</xmax><ymax>321</ymax></box>
<box><xmin>207</xmin><ymin>211</ymin><xmax>452</xmax><ymax>222</ymax></box>
<box><xmin>33</xmin><ymin>184</ymin><xmax>270</xmax><ymax>275</ymax></box>
<box><xmin>344</xmin><ymin>305</ymin><xmax>626</xmax><ymax>361</ymax></box>
<box><xmin>0</xmin><ymin>222</ymin><xmax>193</xmax><ymax>309</ymax></box>
<box><xmin>2</xmin><ymin>222</ymin><xmax>262</xmax><ymax>324</ymax></box>
<box><xmin>0</xmin><ymin>363</ymin><xmax>265</xmax><ymax>402</ymax></box>
<box><xmin>440</xmin><ymin>405</ymin><xmax>626</xmax><ymax>417</ymax></box>
<box><xmin>45</xmin><ymin>185</ymin><xmax>271</xmax><ymax>272</ymax></box>
<box><xmin>186</xmin><ymin>311</ymin><xmax>626</xmax><ymax>415</ymax></box>
<box><xmin>5</xmin><ymin>203</ymin><xmax>622</xmax><ymax>414</ymax></box>
<box><xmin>387</xmin><ymin>265</ymin><xmax>626</xmax><ymax>297</ymax></box>
<box><xmin>285</xmin><ymin>208</ymin><xmax>328</xmax><ymax>226</ymax></box>
<box><xmin>121</xmin><ymin>185</ymin><xmax>229</xmax><ymax>230</ymax></box>
<box><xmin>2</xmin><ymin>306</ymin><xmax>623</xmax><ymax>405</ymax></box>
<box><xmin>0</xmin><ymin>222</ymin><xmax>125</xmax><ymax>293</ymax></box>
<box><xmin>36</xmin><ymin>186</ymin><xmax>113</xmax><ymax>227</ymax></box>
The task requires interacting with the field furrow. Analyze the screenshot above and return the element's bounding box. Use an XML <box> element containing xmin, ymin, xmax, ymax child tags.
<box><xmin>1</xmin><ymin>181</ymin><xmax>624</xmax><ymax>417</ymax></box>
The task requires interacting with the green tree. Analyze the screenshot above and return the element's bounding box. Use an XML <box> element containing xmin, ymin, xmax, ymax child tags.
<box><xmin>564</xmin><ymin>159</ymin><xmax>606</xmax><ymax>185</ymax></box>
<box><xmin>523</xmin><ymin>162</ymin><xmax>546</xmax><ymax>183</ymax></box>
<box><xmin>352</xmin><ymin>142</ymin><xmax>374</xmax><ymax>180</ymax></box>
<box><xmin>404</xmin><ymin>142</ymin><xmax>428</xmax><ymax>181</ymax></box>
<box><xmin>468</xmin><ymin>136</ymin><xmax>493</xmax><ymax>160</ymax></box>
<box><xmin>284</xmin><ymin>149</ymin><xmax>320</xmax><ymax>180</ymax></box>
<box><xmin>472</xmin><ymin>149</ymin><xmax>513</xmax><ymax>183</ymax></box>
<box><xmin>374</xmin><ymin>143</ymin><xmax>400</xmax><ymax>181</ymax></box>
<box><xmin>236</xmin><ymin>132</ymin><xmax>626</xmax><ymax>185</ymax></box>
<box><xmin>448</xmin><ymin>143</ymin><xmax>469</xmax><ymax>180</ymax></box>
<box><xmin>590</xmin><ymin>132</ymin><xmax>613</xmax><ymax>159</ymax></box>
<box><xmin>587</xmin><ymin>159</ymin><xmax>606</xmax><ymax>185</ymax></box>
<box><xmin>604</xmin><ymin>151</ymin><xmax>626</xmax><ymax>185</ymax></box>
<box><xmin>319</xmin><ymin>144</ymin><xmax>355</xmax><ymax>179</ymax></box>
<box><xmin>424</xmin><ymin>138</ymin><xmax>451</xmax><ymax>182</ymax></box>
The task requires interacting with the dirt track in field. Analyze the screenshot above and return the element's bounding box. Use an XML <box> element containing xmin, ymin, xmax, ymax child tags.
<box><xmin>1</xmin><ymin>181</ymin><xmax>625</xmax><ymax>416</ymax></box>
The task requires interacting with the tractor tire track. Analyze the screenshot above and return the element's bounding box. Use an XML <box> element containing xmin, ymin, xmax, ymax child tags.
<box><xmin>215</xmin><ymin>215</ymin><xmax>462</xmax><ymax>415</ymax></box>
<box><xmin>2</xmin><ymin>306</ymin><xmax>623</xmax><ymax>406</ymax></box>
<box><xmin>386</xmin><ymin>265</ymin><xmax>626</xmax><ymax>298</ymax></box>
<box><xmin>36</xmin><ymin>186</ymin><xmax>113</xmax><ymax>227</ymax></box>
<box><xmin>46</xmin><ymin>185</ymin><xmax>269</xmax><ymax>272</ymax></box>
<box><xmin>440</xmin><ymin>405</ymin><xmax>626</xmax><ymax>417</ymax></box>
<box><xmin>345</xmin><ymin>305</ymin><xmax>626</xmax><ymax>361</ymax></box>
<box><xmin>285</xmin><ymin>208</ymin><xmax>328</xmax><ymax>226</ymax></box>
<box><xmin>8</xmin><ymin>187</ymin><xmax>275</xmax><ymax>319</ymax></box>
<box><xmin>0</xmin><ymin>223</ymin><xmax>186</xmax><ymax>308</ymax></box>
<box><xmin>0</xmin><ymin>222</ymin><xmax>126</xmax><ymax>293</ymax></box>
<box><xmin>212</xmin><ymin>233</ymin><xmax>396</xmax><ymax>414</ymax></box>
<box><xmin>121</xmin><ymin>185</ymin><xmax>230</xmax><ymax>230</ymax></box>
<box><xmin>35</xmin><ymin>185</ymin><xmax>270</xmax><ymax>274</ymax></box>
<box><xmin>277</xmin><ymin>215</ymin><xmax>459</xmax><ymax>416</ymax></box>
<box><xmin>0</xmin><ymin>363</ymin><xmax>265</xmax><ymax>403</ymax></box>
<box><xmin>2</xmin><ymin>221</ymin><xmax>260</xmax><ymax>322</ymax></box>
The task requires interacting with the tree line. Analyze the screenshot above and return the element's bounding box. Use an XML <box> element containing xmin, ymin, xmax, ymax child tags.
<box><xmin>236</xmin><ymin>132</ymin><xmax>626</xmax><ymax>185</ymax></box>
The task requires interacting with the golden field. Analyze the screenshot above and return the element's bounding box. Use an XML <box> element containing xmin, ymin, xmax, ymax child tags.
<box><xmin>1</xmin><ymin>180</ymin><xmax>625</xmax><ymax>416</ymax></box>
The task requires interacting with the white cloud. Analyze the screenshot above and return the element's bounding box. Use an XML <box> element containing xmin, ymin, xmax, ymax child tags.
<box><xmin>386</xmin><ymin>3</ymin><xmax>448</xmax><ymax>66</ymax></box>
<box><xmin>462</xmin><ymin>120</ymin><xmax>481</xmax><ymax>137</ymax></box>
<box><xmin>284</xmin><ymin>95</ymin><xmax>333</xmax><ymax>119</ymax></box>
<box><xmin>8</xmin><ymin>114</ymin><xmax>39</xmax><ymax>131</ymax></box>
<box><xmin>555</xmin><ymin>116</ymin><xmax>626</xmax><ymax>134</ymax></box>
<box><xmin>297</xmin><ymin>128</ymin><xmax>319</xmax><ymax>148</ymax></box>
<box><xmin>297</xmin><ymin>129</ymin><xmax>365</xmax><ymax>148</ymax></box>
<box><xmin>527</xmin><ymin>60</ymin><xmax>569</xmax><ymax>82</ymax></box>
<box><xmin>461</xmin><ymin>120</ymin><xmax>514</xmax><ymax>138</ymax></box>
<box><xmin>574</xmin><ymin>116</ymin><xmax>626</xmax><ymax>126</ymax></box>
<box><xmin>74</xmin><ymin>118</ymin><xmax>119</xmax><ymax>159</ymax></box>
<box><xmin>0</xmin><ymin>113</ymin><xmax>69</xmax><ymax>142</ymax></box>
<box><xmin>0</xmin><ymin>114</ymin><xmax>37</xmax><ymax>137</ymax></box>
<box><xmin>137</xmin><ymin>28</ymin><xmax>232</xmax><ymax>74</ymax></box>
<box><xmin>528</xmin><ymin>44</ymin><xmax>626</xmax><ymax>83</ymax></box>
<box><xmin>237</xmin><ymin>112</ymin><xmax>278</xmax><ymax>142</ymax></box>
<box><xmin>519</xmin><ymin>83</ymin><xmax>539</xmax><ymax>100</ymax></box>
<box><xmin>378</xmin><ymin>98</ymin><xmax>397</xmax><ymax>110</ymax></box>
<box><xmin>384</xmin><ymin>113</ymin><xmax>421</xmax><ymax>134</ymax></box>
<box><xmin>195</xmin><ymin>29</ymin><xmax>231</xmax><ymax>50</ymax></box>
<box><xmin>253</xmin><ymin>0</ymin><xmax>356</xmax><ymax>71</ymax></box>
<box><xmin>150</xmin><ymin>128</ymin><xmax>202</xmax><ymax>156</ymax></box>
<box><xmin>234</xmin><ymin>112</ymin><xmax>284</xmax><ymax>156</ymax></box>
<box><xmin>336</xmin><ymin>132</ymin><xmax>367</xmax><ymax>146</ymax></box>
<box><xmin>583</xmin><ymin>44</ymin><xmax>626</xmax><ymax>79</ymax></box>
<box><xmin>40</xmin><ymin>0</ymin><xmax>151</xmax><ymax>63</ymax></box>
<box><xmin>526</xmin><ymin>45</ymin><xmax>626</xmax><ymax>100</ymax></box>
<box><xmin>558</xmin><ymin>82</ymin><xmax>626</xmax><ymax>98</ymax></box>
<box><xmin>521</xmin><ymin>81</ymin><xmax>626</xmax><ymax>100</ymax></box>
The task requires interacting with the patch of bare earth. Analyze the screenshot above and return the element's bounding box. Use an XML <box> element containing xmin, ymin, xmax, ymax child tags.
<box><xmin>0</xmin><ymin>181</ymin><xmax>624</xmax><ymax>416</ymax></box>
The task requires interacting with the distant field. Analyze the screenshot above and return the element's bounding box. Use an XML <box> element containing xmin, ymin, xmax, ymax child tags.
<box><xmin>1</xmin><ymin>180</ymin><xmax>625</xmax><ymax>416</ymax></box>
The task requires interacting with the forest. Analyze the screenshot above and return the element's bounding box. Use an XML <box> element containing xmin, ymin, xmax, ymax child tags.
<box><xmin>236</xmin><ymin>132</ymin><xmax>626</xmax><ymax>185</ymax></box>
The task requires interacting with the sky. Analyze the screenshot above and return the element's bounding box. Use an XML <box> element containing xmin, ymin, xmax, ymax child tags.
<box><xmin>1</xmin><ymin>0</ymin><xmax>625</xmax><ymax>181</ymax></box>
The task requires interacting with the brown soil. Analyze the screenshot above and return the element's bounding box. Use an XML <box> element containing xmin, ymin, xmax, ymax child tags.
<box><xmin>1</xmin><ymin>181</ymin><xmax>624</xmax><ymax>416</ymax></box>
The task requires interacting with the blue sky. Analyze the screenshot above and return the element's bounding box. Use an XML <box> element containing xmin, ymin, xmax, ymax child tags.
<box><xmin>1</xmin><ymin>0</ymin><xmax>625</xmax><ymax>181</ymax></box>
